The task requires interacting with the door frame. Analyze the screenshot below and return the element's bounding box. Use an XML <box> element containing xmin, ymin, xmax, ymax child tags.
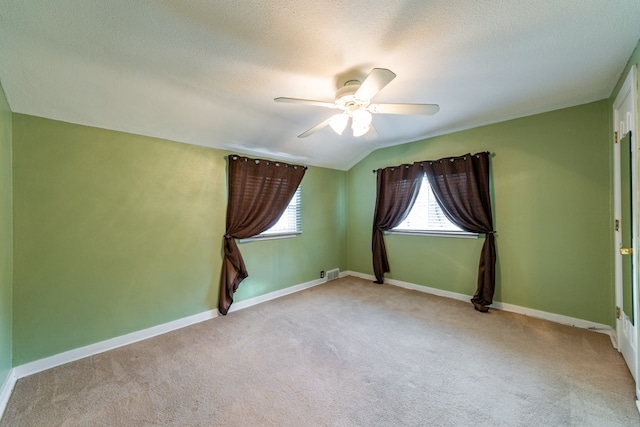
<box><xmin>613</xmin><ymin>64</ymin><xmax>638</xmax><ymax>397</ymax></box>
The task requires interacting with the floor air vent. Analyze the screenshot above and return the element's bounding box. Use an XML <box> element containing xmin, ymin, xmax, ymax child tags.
<box><xmin>326</xmin><ymin>268</ymin><xmax>340</xmax><ymax>281</ymax></box>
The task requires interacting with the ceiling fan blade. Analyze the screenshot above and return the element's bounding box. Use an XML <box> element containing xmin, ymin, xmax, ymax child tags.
<box><xmin>370</xmin><ymin>103</ymin><xmax>440</xmax><ymax>115</ymax></box>
<box><xmin>274</xmin><ymin>97</ymin><xmax>337</xmax><ymax>109</ymax></box>
<box><xmin>354</xmin><ymin>68</ymin><xmax>396</xmax><ymax>100</ymax></box>
<box><xmin>298</xmin><ymin>116</ymin><xmax>333</xmax><ymax>138</ymax></box>
<box><xmin>364</xmin><ymin>124</ymin><xmax>379</xmax><ymax>140</ymax></box>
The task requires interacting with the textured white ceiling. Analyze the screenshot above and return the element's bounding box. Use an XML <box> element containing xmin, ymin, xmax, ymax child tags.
<box><xmin>1</xmin><ymin>1</ymin><xmax>639</xmax><ymax>170</ymax></box>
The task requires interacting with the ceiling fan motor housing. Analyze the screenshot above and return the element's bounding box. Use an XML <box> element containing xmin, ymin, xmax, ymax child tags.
<box><xmin>274</xmin><ymin>68</ymin><xmax>439</xmax><ymax>138</ymax></box>
<box><xmin>335</xmin><ymin>81</ymin><xmax>369</xmax><ymax>110</ymax></box>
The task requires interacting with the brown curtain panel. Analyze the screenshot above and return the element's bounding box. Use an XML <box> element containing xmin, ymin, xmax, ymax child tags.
<box><xmin>372</xmin><ymin>163</ymin><xmax>424</xmax><ymax>284</ymax></box>
<box><xmin>219</xmin><ymin>155</ymin><xmax>306</xmax><ymax>315</ymax></box>
<box><xmin>423</xmin><ymin>152</ymin><xmax>495</xmax><ymax>312</ymax></box>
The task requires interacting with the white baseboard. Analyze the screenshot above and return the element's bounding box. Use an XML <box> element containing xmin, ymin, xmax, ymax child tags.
<box><xmin>0</xmin><ymin>369</ymin><xmax>17</xmax><ymax>420</ymax></box>
<box><xmin>345</xmin><ymin>271</ymin><xmax>613</xmax><ymax>337</ymax></box>
<box><xmin>12</xmin><ymin>275</ymin><xmax>328</xmax><ymax>381</ymax></box>
<box><xmin>13</xmin><ymin>309</ymin><xmax>218</xmax><ymax>380</ymax></box>
<box><xmin>609</xmin><ymin>327</ymin><xmax>619</xmax><ymax>350</ymax></box>
<box><xmin>227</xmin><ymin>276</ymin><xmax>326</xmax><ymax>313</ymax></box>
<box><xmin>3</xmin><ymin>271</ymin><xmax>615</xmax><ymax>420</ymax></box>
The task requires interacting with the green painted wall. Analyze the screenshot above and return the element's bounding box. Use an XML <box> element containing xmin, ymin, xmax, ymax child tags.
<box><xmin>12</xmin><ymin>114</ymin><xmax>347</xmax><ymax>364</ymax></box>
<box><xmin>347</xmin><ymin>101</ymin><xmax>612</xmax><ymax>325</ymax></box>
<box><xmin>0</xmin><ymin>81</ymin><xmax>12</xmax><ymax>384</ymax></box>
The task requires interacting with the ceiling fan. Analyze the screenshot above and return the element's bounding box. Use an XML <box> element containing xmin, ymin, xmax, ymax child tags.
<box><xmin>274</xmin><ymin>68</ymin><xmax>439</xmax><ymax>139</ymax></box>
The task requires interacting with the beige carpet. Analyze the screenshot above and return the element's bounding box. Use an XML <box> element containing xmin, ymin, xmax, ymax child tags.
<box><xmin>2</xmin><ymin>276</ymin><xmax>639</xmax><ymax>426</ymax></box>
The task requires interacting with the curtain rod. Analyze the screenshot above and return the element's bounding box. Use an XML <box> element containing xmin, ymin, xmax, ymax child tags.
<box><xmin>228</xmin><ymin>154</ymin><xmax>308</xmax><ymax>169</ymax></box>
<box><xmin>372</xmin><ymin>151</ymin><xmax>493</xmax><ymax>173</ymax></box>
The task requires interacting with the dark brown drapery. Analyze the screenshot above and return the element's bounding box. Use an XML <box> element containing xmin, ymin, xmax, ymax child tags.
<box><xmin>372</xmin><ymin>163</ymin><xmax>423</xmax><ymax>284</ymax></box>
<box><xmin>219</xmin><ymin>155</ymin><xmax>306</xmax><ymax>315</ymax></box>
<box><xmin>423</xmin><ymin>152</ymin><xmax>495</xmax><ymax>312</ymax></box>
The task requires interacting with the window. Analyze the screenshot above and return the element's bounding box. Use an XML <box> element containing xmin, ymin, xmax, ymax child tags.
<box><xmin>256</xmin><ymin>186</ymin><xmax>302</xmax><ymax>238</ymax></box>
<box><xmin>392</xmin><ymin>176</ymin><xmax>475</xmax><ymax>237</ymax></box>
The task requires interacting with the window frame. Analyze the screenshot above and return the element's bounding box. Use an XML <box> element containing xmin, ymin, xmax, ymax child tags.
<box><xmin>388</xmin><ymin>175</ymin><xmax>478</xmax><ymax>239</ymax></box>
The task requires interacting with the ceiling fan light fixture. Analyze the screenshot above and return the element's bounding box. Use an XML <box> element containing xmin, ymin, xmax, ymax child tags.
<box><xmin>329</xmin><ymin>113</ymin><xmax>348</xmax><ymax>135</ymax></box>
<box><xmin>352</xmin><ymin>124</ymin><xmax>370</xmax><ymax>138</ymax></box>
<box><xmin>275</xmin><ymin>68</ymin><xmax>439</xmax><ymax>139</ymax></box>
<box><xmin>351</xmin><ymin>110</ymin><xmax>372</xmax><ymax>137</ymax></box>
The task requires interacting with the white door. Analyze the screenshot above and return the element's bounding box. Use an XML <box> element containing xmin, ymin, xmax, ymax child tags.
<box><xmin>613</xmin><ymin>65</ymin><xmax>638</xmax><ymax>387</ymax></box>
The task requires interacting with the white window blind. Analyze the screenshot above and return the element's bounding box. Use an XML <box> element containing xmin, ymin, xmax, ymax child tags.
<box><xmin>260</xmin><ymin>186</ymin><xmax>301</xmax><ymax>236</ymax></box>
<box><xmin>394</xmin><ymin>176</ymin><xmax>462</xmax><ymax>232</ymax></box>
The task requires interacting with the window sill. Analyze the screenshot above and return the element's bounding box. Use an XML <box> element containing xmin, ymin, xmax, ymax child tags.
<box><xmin>239</xmin><ymin>232</ymin><xmax>301</xmax><ymax>243</ymax></box>
<box><xmin>386</xmin><ymin>230</ymin><xmax>479</xmax><ymax>239</ymax></box>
